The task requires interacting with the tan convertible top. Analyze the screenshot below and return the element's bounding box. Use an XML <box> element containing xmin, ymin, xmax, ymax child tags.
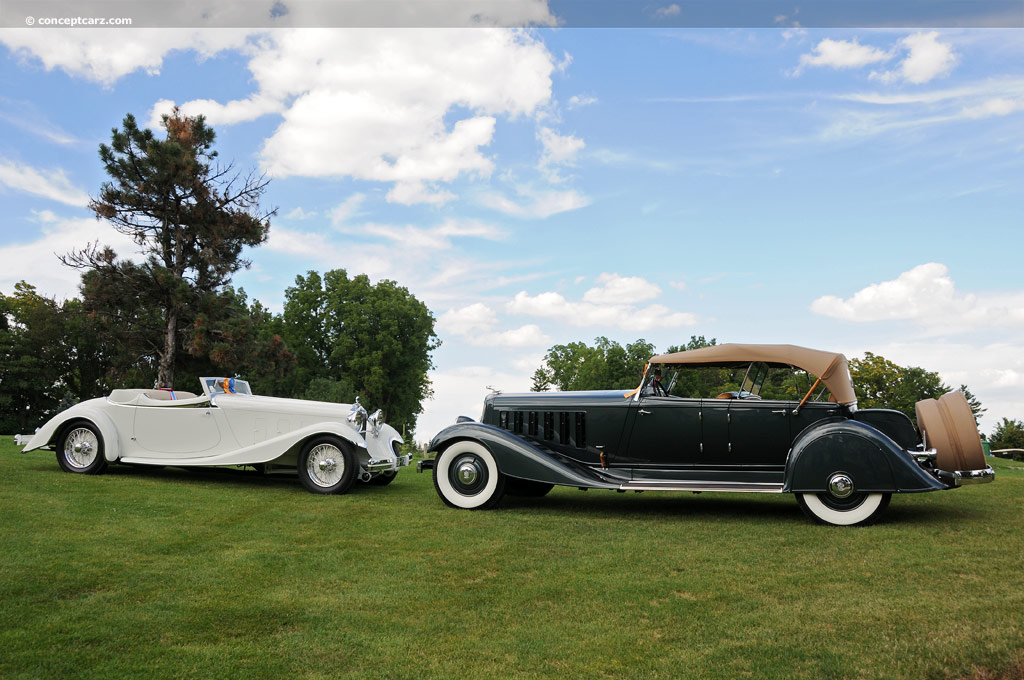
<box><xmin>648</xmin><ymin>343</ymin><xmax>856</xmax><ymax>405</ymax></box>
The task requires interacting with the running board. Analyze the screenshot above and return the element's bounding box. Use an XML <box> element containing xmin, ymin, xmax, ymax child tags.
<box><xmin>620</xmin><ymin>481</ymin><xmax>786</xmax><ymax>494</ymax></box>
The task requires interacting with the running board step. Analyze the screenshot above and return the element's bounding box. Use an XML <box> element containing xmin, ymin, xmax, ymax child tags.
<box><xmin>620</xmin><ymin>481</ymin><xmax>785</xmax><ymax>494</ymax></box>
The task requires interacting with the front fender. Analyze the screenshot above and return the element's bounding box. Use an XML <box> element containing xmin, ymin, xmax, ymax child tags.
<box><xmin>22</xmin><ymin>399</ymin><xmax>123</xmax><ymax>463</ymax></box>
<box><xmin>784</xmin><ymin>419</ymin><xmax>946</xmax><ymax>494</ymax></box>
<box><xmin>428</xmin><ymin>423</ymin><xmax>617</xmax><ymax>489</ymax></box>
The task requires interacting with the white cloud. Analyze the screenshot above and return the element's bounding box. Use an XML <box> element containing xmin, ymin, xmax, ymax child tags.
<box><xmin>148</xmin><ymin>94</ymin><xmax>283</xmax><ymax>128</ymax></box>
<box><xmin>652</xmin><ymin>4</ymin><xmax>682</xmax><ymax>18</ymax></box>
<box><xmin>796</xmin><ymin>38</ymin><xmax>890</xmax><ymax>73</ymax></box>
<box><xmin>355</xmin><ymin>219</ymin><xmax>505</xmax><ymax>250</ymax></box>
<box><xmin>3</xmin><ymin>23</ymin><xmax>560</xmax><ymax>206</ymax></box>
<box><xmin>871</xmin><ymin>32</ymin><xmax>957</xmax><ymax>85</ymax></box>
<box><xmin>246</xmin><ymin>29</ymin><xmax>555</xmax><ymax>205</ymax></box>
<box><xmin>811</xmin><ymin>263</ymin><xmax>1024</xmax><ymax>331</ymax></box>
<box><xmin>437</xmin><ymin>303</ymin><xmax>550</xmax><ymax>348</ymax></box>
<box><xmin>328</xmin><ymin>194</ymin><xmax>366</xmax><ymax>225</ymax></box>
<box><xmin>582</xmin><ymin>273</ymin><xmax>661</xmax><ymax>304</ymax></box>
<box><xmin>284</xmin><ymin>207</ymin><xmax>317</xmax><ymax>220</ymax></box>
<box><xmin>0</xmin><ymin>158</ymin><xmax>90</xmax><ymax>207</ymax></box>
<box><xmin>480</xmin><ymin>186</ymin><xmax>589</xmax><ymax>218</ymax></box>
<box><xmin>795</xmin><ymin>32</ymin><xmax>956</xmax><ymax>85</ymax></box>
<box><xmin>0</xmin><ymin>28</ymin><xmax>253</xmax><ymax>85</ymax></box>
<box><xmin>437</xmin><ymin>303</ymin><xmax>498</xmax><ymax>336</ymax></box>
<box><xmin>567</xmin><ymin>94</ymin><xmax>597</xmax><ymax>109</ymax></box>
<box><xmin>477</xmin><ymin>324</ymin><xmax>551</xmax><ymax>348</ymax></box>
<box><xmin>538</xmin><ymin>126</ymin><xmax>585</xmax><ymax>178</ymax></box>
<box><xmin>0</xmin><ymin>211</ymin><xmax>139</xmax><ymax>300</ymax></box>
<box><xmin>962</xmin><ymin>97</ymin><xmax>1024</xmax><ymax>119</ymax></box>
<box><xmin>508</xmin><ymin>273</ymin><xmax>697</xmax><ymax>331</ymax></box>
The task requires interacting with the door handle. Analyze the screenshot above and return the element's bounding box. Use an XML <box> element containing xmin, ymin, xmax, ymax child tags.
<box><xmin>771</xmin><ymin>410</ymin><xmax>787</xmax><ymax>415</ymax></box>
<box><xmin>639</xmin><ymin>409</ymin><xmax>651</xmax><ymax>415</ymax></box>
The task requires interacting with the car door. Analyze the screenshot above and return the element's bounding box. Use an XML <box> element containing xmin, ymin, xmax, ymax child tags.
<box><xmin>132</xmin><ymin>400</ymin><xmax>226</xmax><ymax>457</ymax></box>
<box><xmin>726</xmin><ymin>399</ymin><xmax>793</xmax><ymax>467</ymax></box>
<box><xmin>622</xmin><ymin>395</ymin><xmax>701</xmax><ymax>469</ymax></box>
<box><xmin>698</xmin><ymin>398</ymin><xmax>791</xmax><ymax>468</ymax></box>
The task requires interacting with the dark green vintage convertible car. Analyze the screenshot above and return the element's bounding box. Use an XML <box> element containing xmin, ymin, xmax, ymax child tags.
<box><xmin>420</xmin><ymin>344</ymin><xmax>994</xmax><ymax>526</ymax></box>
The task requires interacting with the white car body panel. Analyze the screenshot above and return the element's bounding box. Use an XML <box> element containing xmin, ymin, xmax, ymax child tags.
<box><xmin>19</xmin><ymin>378</ymin><xmax>408</xmax><ymax>478</ymax></box>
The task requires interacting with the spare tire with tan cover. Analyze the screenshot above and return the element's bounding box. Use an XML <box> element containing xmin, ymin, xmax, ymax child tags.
<box><xmin>915</xmin><ymin>391</ymin><xmax>986</xmax><ymax>472</ymax></box>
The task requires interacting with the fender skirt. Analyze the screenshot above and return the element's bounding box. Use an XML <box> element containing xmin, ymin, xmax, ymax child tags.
<box><xmin>428</xmin><ymin>422</ymin><xmax>619</xmax><ymax>489</ymax></box>
<box><xmin>783</xmin><ymin>419</ymin><xmax>947</xmax><ymax>494</ymax></box>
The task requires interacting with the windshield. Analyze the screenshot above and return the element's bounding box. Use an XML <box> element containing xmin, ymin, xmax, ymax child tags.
<box><xmin>201</xmin><ymin>377</ymin><xmax>253</xmax><ymax>397</ymax></box>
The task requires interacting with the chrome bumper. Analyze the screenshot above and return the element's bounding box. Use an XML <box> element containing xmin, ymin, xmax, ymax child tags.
<box><xmin>935</xmin><ymin>465</ymin><xmax>995</xmax><ymax>487</ymax></box>
<box><xmin>366</xmin><ymin>453</ymin><xmax>412</xmax><ymax>473</ymax></box>
<box><xmin>14</xmin><ymin>434</ymin><xmax>32</xmax><ymax>447</ymax></box>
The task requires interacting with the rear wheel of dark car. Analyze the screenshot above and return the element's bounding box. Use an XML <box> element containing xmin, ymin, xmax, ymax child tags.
<box><xmin>298</xmin><ymin>436</ymin><xmax>357</xmax><ymax>494</ymax></box>
<box><xmin>796</xmin><ymin>490</ymin><xmax>891</xmax><ymax>526</ymax></box>
<box><xmin>433</xmin><ymin>440</ymin><xmax>506</xmax><ymax>510</ymax></box>
<box><xmin>56</xmin><ymin>422</ymin><xmax>108</xmax><ymax>475</ymax></box>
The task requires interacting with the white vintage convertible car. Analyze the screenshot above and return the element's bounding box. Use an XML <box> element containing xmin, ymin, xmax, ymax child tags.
<box><xmin>16</xmin><ymin>377</ymin><xmax>411</xmax><ymax>494</ymax></box>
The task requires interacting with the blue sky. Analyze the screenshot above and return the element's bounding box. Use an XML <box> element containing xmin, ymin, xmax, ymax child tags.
<box><xmin>1</xmin><ymin>4</ymin><xmax>1022</xmax><ymax>441</ymax></box>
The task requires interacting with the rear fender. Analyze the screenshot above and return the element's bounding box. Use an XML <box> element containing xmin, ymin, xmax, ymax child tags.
<box><xmin>784</xmin><ymin>419</ymin><xmax>946</xmax><ymax>494</ymax></box>
<box><xmin>22</xmin><ymin>401</ymin><xmax>123</xmax><ymax>463</ymax></box>
<box><xmin>428</xmin><ymin>423</ymin><xmax>617</xmax><ymax>489</ymax></box>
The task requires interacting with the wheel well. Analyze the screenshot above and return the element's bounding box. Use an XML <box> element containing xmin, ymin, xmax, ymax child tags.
<box><xmin>54</xmin><ymin>419</ymin><xmax>98</xmax><ymax>448</ymax></box>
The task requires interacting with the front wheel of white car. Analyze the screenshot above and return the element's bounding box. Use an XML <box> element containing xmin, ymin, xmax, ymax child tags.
<box><xmin>56</xmin><ymin>422</ymin><xmax>108</xmax><ymax>475</ymax></box>
<box><xmin>433</xmin><ymin>440</ymin><xmax>506</xmax><ymax>510</ymax></box>
<box><xmin>796</xmin><ymin>491</ymin><xmax>891</xmax><ymax>526</ymax></box>
<box><xmin>298</xmin><ymin>436</ymin><xmax>356</xmax><ymax>495</ymax></box>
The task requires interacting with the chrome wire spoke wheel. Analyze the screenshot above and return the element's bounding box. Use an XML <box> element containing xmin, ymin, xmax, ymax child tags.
<box><xmin>64</xmin><ymin>427</ymin><xmax>99</xmax><ymax>469</ymax></box>
<box><xmin>306</xmin><ymin>443</ymin><xmax>345</xmax><ymax>488</ymax></box>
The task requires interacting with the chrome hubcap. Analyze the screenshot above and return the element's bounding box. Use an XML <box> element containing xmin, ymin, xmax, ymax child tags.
<box><xmin>307</xmin><ymin>444</ymin><xmax>345</xmax><ymax>487</ymax></box>
<box><xmin>64</xmin><ymin>428</ymin><xmax>98</xmax><ymax>469</ymax></box>
<box><xmin>457</xmin><ymin>461</ymin><xmax>480</xmax><ymax>486</ymax></box>
<box><xmin>828</xmin><ymin>473</ymin><xmax>854</xmax><ymax>499</ymax></box>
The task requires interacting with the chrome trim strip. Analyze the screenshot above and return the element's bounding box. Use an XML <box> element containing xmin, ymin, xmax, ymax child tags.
<box><xmin>620</xmin><ymin>481</ymin><xmax>785</xmax><ymax>494</ymax></box>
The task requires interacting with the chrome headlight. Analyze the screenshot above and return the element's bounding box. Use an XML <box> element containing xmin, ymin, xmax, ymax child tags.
<box><xmin>367</xmin><ymin>409</ymin><xmax>384</xmax><ymax>437</ymax></box>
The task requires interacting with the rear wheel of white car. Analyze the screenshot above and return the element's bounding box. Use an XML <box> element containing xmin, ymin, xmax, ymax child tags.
<box><xmin>796</xmin><ymin>491</ymin><xmax>891</xmax><ymax>526</ymax></box>
<box><xmin>56</xmin><ymin>422</ymin><xmax>108</xmax><ymax>475</ymax></box>
<box><xmin>298</xmin><ymin>436</ymin><xmax>356</xmax><ymax>495</ymax></box>
<box><xmin>433</xmin><ymin>440</ymin><xmax>506</xmax><ymax>510</ymax></box>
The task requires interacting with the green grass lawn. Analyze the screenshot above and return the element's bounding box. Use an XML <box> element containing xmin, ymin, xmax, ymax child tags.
<box><xmin>1</xmin><ymin>438</ymin><xmax>1022</xmax><ymax>679</ymax></box>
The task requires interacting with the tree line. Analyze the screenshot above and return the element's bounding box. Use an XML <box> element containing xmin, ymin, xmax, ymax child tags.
<box><xmin>0</xmin><ymin>111</ymin><xmax>437</xmax><ymax>436</ymax></box>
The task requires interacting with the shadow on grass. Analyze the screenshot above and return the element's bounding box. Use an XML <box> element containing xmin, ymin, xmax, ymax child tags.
<box><xmin>501</xmin><ymin>488</ymin><xmax>805</xmax><ymax>523</ymax></box>
<box><xmin>498</xmin><ymin>486</ymin><xmax>991</xmax><ymax>526</ymax></box>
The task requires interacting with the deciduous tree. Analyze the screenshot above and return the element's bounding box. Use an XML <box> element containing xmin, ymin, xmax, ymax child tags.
<box><xmin>281</xmin><ymin>270</ymin><xmax>439</xmax><ymax>434</ymax></box>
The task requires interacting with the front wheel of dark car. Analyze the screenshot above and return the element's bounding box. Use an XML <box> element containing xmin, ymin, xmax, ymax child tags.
<box><xmin>56</xmin><ymin>422</ymin><xmax>108</xmax><ymax>475</ymax></box>
<box><xmin>433</xmin><ymin>440</ymin><xmax>506</xmax><ymax>510</ymax></box>
<box><xmin>298</xmin><ymin>436</ymin><xmax>357</xmax><ymax>494</ymax></box>
<box><xmin>796</xmin><ymin>491</ymin><xmax>891</xmax><ymax>526</ymax></box>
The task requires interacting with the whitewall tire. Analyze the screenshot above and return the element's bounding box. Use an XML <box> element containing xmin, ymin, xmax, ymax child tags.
<box><xmin>796</xmin><ymin>491</ymin><xmax>891</xmax><ymax>527</ymax></box>
<box><xmin>433</xmin><ymin>440</ymin><xmax>505</xmax><ymax>510</ymax></box>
